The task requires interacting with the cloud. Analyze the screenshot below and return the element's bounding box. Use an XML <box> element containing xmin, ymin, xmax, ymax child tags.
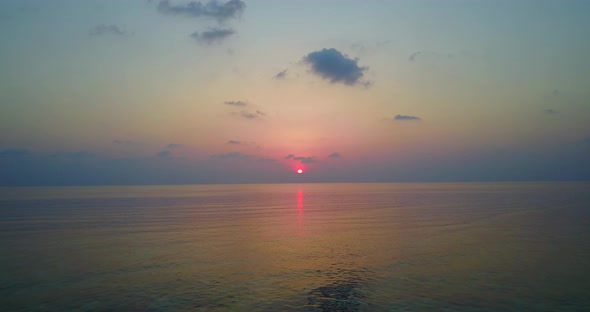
<box><xmin>408</xmin><ymin>51</ymin><xmax>422</xmax><ymax>61</ymax></box>
<box><xmin>211</xmin><ymin>151</ymin><xmax>248</xmax><ymax>159</ymax></box>
<box><xmin>236</xmin><ymin>110</ymin><xmax>265</xmax><ymax>119</ymax></box>
<box><xmin>303</xmin><ymin>48</ymin><xmax>369</xmax><ymax>86</ymax></box>
<box><xmin>273</xmin><ymin>69</ymin><xmax>288</xmax><ymax>80</ymax></box>
<box><xmin>394</xmin><ymin>114</ymin><xmax>421</xmax><ymax>121</ymax></box>
<box><xmin>191</xmin><ymin>28</ymin><xmax>235</xmax><ymax>44</ymax></box>
<box><xmin>293</xmin><ymin>156</ymin><xmax>317</xmax><ymax>163</ymax></box>
<box><xmin>224</xmin><ymin>100</ymin><xmax>247</xmax><ymax>106</ymax></box>
<box><xmin>157</xmin><ymin>0</ymin><xmax>246</xmax><ymax>22</ymax></box>
<box><xmin>158</xmin><ymin>150</ymin><xmax>171</xmax><ymax>157</ymax></box>
<box><xmin>544</xmin><ymin>109</ymin><xmax>558</xmax><ymax>114</ymax></box>
<box><xmin>166</xmin><ymin>143</ymin><xmax>183</xmax><ymax>148</ymax></box>
<box><xmin>285</xmin><ymin>154</ymin><xmax>294</xmax><ymax>159</ymax></box>
<box><xmin>0</xmin><ymin>148</ymin><xmax>29</xmax><ymax>157</ymax></box>
<box><xmin>89</xmin><ymin>24</ymin><xmax>127</xmax><ymax>37</ymax></box>
<box><xmin>328</xmin><ymin>152</ymin><xmax>341</xmax><ymax>158</ymax></box>
<box><xmin>228</xmin><ymin>140</ymin><xmax>241</xmax><ymax>144</ymax></box>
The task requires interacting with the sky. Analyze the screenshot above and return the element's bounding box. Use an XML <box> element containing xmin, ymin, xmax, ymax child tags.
<box><xmin>1</xmin><ymin>0</ymin><xmax>590</xmax><ymax>186</ymax></box>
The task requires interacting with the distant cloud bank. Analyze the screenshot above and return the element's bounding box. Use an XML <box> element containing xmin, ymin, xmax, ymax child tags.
<box><xmin>303</xmin><ymin>48</ymin><xmax>370</xmax><ymax>86</ymax></box>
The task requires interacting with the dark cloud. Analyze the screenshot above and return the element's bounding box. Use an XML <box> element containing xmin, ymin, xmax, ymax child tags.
<box><xmin>211</xmin><ymin>151</ymin><xmax>248</xmax><ymax>159</ymax></box>
<box><xmin>89</xmin><ymin>24</ymin><xmax>127</xmax><ymax>37</ymax></box>
<box><xmin>0</xmin><ymin>148</ymin><xmax>29</xmax><ymax>157</ymax></box>
<box><xmin>158</xmin><ymin>150</ymin><xmax>171</xmax><ymax>157</ymax></box>
<box><xmin>273</xmin><ymin>69</ymin><xmax>288</xmax><ymax>80</ymax></box>
<box><xmin>228</xmin><ymin>140</ymin><xmax>241</xmax><ymax>144</ymax></box>
<box><xmin>394</xmin><ymin>114</ymin><xmax>421</xmax><ymax>121</ymax></box>
<box><xmin>544</xmin><ymin>109</ymin><xmax>558</xmax><ymax>114</ymax></box>
<box><xmin>303</xmin><ymin>48</ymin><xmax>369</xmax><ymax>86</ymax></box>
<box><xmin>409</xmin><ymin>51</ymin><xmax>422</xmax><ymax>61</ymax></box>
<box><xmin>166</xmin><ymin>143</ymin><xmax>183</xmax><ymax>148</ymax></box>
<box><xmin>157</xmin><ymin>0</ymin><xmax>246</xmax><ymax>21</ymax></box>
<box><xmin>293</xmin><ymin>156</ymin><xmax>317</xmax><ymax>164</ymax></box>
<box><xmin>285</xmin><ymin>154</ymin><xmax>294</xmax><ymax>159</ymax></box>
<box><xmin>328</xmin><ymin>152</ymin><xmax>341</xmax><ymax>158</ymax></box>
<box><xmin>191</xmin><ymin>28</ymin><xmax>235</xmax><ymax>44</ymax></box>
<box><xmin>224</xmin><ymin>100</ymin><xmax>247</xmax><ymax>106</ymax></box>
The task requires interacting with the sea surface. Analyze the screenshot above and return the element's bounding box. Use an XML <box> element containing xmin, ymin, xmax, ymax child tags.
<box><xmin>1</xmin><ymin>182</ymin><xmax>589</xmax><ymax>311</ymax></box>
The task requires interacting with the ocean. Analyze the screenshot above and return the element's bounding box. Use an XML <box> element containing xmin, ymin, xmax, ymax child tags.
<box><xmin>1</xmin><ymin>182</ymin><xmax>589</xmax><ymax>311</ymax></box>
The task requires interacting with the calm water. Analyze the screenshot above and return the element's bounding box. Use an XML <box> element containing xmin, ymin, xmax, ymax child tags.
<box><xmin>1</xmin><ymin>182</ymin><xmax>589</xmax><ymax>311</ymax></box>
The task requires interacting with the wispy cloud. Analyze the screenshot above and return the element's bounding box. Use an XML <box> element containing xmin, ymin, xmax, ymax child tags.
<box><xmin>394</xmin><ymin>114</ymin><xmax>421</xmax><ymax>121</ymax></box>
<box><xmin>157</xmin><ymin>0</ymin><xmax>246</xmax><ymax>22</ymax></box>
<box><xmin>157</xmin><ymin>150</ymin><xmax>171</xmax><ymax>157</ymax></box>
<box><xmin>408</xmin><ymin>51</ymin><xmax>422</xmax><ymax>61</ymax></box>
<box><xmin>228</xmin><ymin>140</ymin><xmax>241</xmax><ymax>144</ymax></box>
<box><xmin>191</xmin><ymin>28</ymin><xmax>235</xmax><ymax>44</ymax></box>
<box><xmin>166</xmin><ymin>143</ymin><xmax>183</xmax><ymax>148</ymax></box>
<box><xmin>89</xmin><ymin>24</ymin><xmax>127</xmax><ymax>37</ymax></box>
<box><xmin>273</xmin><ymin>69</ymin><xmax>288</xmax><ymax>80</ymax></box>
<box><xmin>544</xmin><ymin>108</ymin><xmax>558</xmax><ymax>114</ymax></box>
<box><xmin>328</xmin><ymin>152</ymin><xmax>341</xmax><ymax>158</ymax></box>
<box><xmin>236</xmin><ymin>110</ymin><xmax>265</xmax><ymax>119</ymax></box>
<box><xmin>293</xmin><ymin>156</ymin><xmax>317</xmax><ymax>163</ymax></box>
<box><xmin>285</xmin><ymin>154</ymin><xmax>294</xmax><ymax>159</ymax></box>
<box><xmin>303</xmin><ymin>48</ymin><xmax>369</xmax><ymax>86</ymax></box>
<box><xmin>224</xmin><ymin>100</ymin><xmax>247</xmax><ymax>106</ymax></box>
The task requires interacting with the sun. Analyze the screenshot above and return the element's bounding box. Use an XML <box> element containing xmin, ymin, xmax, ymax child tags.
<box><xmin>297</xmin><ymin>169</ymin><xmax>303</xmax><ymax>174</ymax></box>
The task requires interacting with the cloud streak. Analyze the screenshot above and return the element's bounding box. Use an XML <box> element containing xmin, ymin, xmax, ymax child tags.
<box><xmin>236</xmin><ymin>110</ymin><xmax>265</xmax><ymax>119</ymax></box>
<box><xmin>224</xmin><ymin>100</ymin><xmax>247</xmax><ymax>106</ymax></box>
<box><xmin>191</xmin><ymin>28</ymin><xmax>235</xmax><ymax>44</ymax></box>
<box><xmin>328</xmin><ymin>152</ymin><xmax>341</xmax><ymax>158</ymax></box>
<box><xmin>394</xmin><ymin>114</ymin><xmax>421</xmax><ymax>121</ymax></box>
<box><xmin>157</xmin><ymin>0</ymin><xmax>246</xmax><ymax>22</ymax></box>
<box><xmin>89</xmin><ymin>24</ymin><xmax>127</xmax><ymax>37</ymax></box>
<box><xmin>303</xmin><ymin>48</ymin><xmax>369</xmax><ymax>86</ymax></box>
<box><xmin>293</xmin><ymin>156</ymin><xmax>317</xmax><ymax>163</ymax></box>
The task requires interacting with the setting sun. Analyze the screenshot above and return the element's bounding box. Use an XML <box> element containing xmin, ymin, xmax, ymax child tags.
<box><xmin>297</xmin><ymin>169</ymin><xmax>303</xmax><ymax>174</ymax></box>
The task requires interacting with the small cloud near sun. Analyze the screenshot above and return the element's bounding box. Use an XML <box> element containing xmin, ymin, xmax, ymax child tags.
<box><xmin>328</xmin><ymin>152</ymin><xmax>341</xmax><ymax>158</ymax></box>
<box><xmin>285</xmin><ymin>154</ymin><xmax>294</xmax><ymax>159</ymax></box>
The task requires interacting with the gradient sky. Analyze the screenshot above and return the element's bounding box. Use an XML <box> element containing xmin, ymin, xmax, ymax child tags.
<box><xmin>1</xmin><ymin>0</ymin><xmax>589</xmax><ymax>185</ymax></box>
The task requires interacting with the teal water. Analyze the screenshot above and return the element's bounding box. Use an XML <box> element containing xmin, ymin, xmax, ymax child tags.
<box><xmin>1</xmin><ymin>182</ymin><xmax>589</xmax><ymax>311</ymax></box>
